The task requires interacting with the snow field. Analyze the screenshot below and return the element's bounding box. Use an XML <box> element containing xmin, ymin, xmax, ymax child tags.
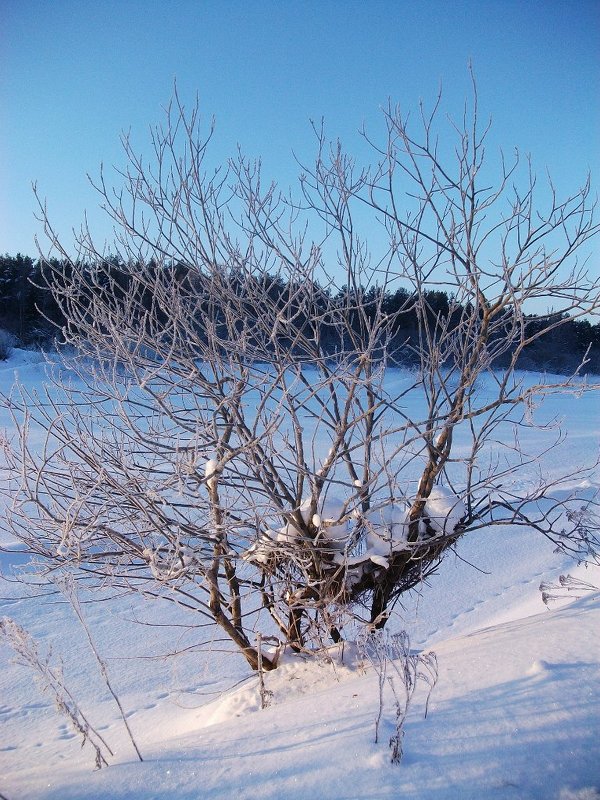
<box><xmin>0</xmin><ymin>351</ymin><xmax>599</xmax><ymax>799</ymax></box>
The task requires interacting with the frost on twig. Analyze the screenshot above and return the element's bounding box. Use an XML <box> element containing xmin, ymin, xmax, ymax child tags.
<box><xmin>3</xmin><ymin>80</ymin><xmax>599</xmax><ymax>671</ymax></box>
<box><xmin>256</xmin><ymin>632</ymin><xmax>274</xmax><ymax>710</ymax></box>
<box><xmin>0</xmin><ymin>617</ymin><xmax>113</xmax><ymax>769</ymax></box>
<box><xmin>56</xmin><ymin>575</ymin><xmax>143</xmax><ymax>761</ymax></box>
<box><xmin>358</xmin><ymin>628</ymin><xmax>438</xmax><ymax>764</ymax></box>
<box><xmin>540</xmin><ymin>573</ymin><xmax>599</xmax><ymax>606</ymax></box>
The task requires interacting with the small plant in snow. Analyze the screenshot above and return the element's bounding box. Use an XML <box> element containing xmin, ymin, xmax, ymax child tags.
<box><xmin>358</xmin><ymin>628</ymin><xmax>438</xmax><ymax>764</ymax></box>
<box><xmin>0</xmin><ymin>617</ymin><xmax>113</xmax><ymax>769</ymax></box>
<box><xmin>56</xmin><ymin>575</ymin><xmax>143</xmax><ymax>761</ymax></box>
<box><xmin>540</xmin><ymin>573</ymin><xmax>599</xmax><ymax>606</ymax></box>
<box><xmin>256</xmin><ymin>633</ymin><xmax>274</xmax><ymax>709</ymax></box>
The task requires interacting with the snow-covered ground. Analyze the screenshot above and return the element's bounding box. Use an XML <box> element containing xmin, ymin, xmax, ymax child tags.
<box><xmin>1</xmin><ymin>350</ymin><xmax>599</xmax><ymax>800</ymax></box>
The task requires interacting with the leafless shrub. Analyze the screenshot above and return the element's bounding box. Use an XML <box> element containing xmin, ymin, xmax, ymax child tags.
<box><xmin>2</xmin><ymin>78</ymin><xmax>599</xmax><ymax>671</ymax></box>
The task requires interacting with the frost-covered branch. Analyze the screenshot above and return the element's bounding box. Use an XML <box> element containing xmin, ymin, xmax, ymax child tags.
<box><xmin>3</xmin><ymin>80</ymin><xmax>598</xmax><ymax>669</ymax></box>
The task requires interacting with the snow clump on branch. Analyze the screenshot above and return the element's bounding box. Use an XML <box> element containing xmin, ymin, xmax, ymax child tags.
<box><xmin>423</xmin><ymin>486</ymin><xmax>466</xmax><ymax>536</ymax></box>
<box><xmin>244</xmin><ymin>486</ymin><xmax>466</xmax><ymax>572</ymax></box>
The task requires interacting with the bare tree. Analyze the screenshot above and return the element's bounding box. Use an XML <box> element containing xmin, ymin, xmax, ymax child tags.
<box><xmin>3</xmin><ymin>82</ymin><xmax>599</xmax><ymax>670</ymax></box>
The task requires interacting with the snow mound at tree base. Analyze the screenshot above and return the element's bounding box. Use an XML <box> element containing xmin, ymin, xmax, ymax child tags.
<box><xmin>175</xmin><ymin>641</ymin><xmax>366</xmax><ymax>731</ymax></box>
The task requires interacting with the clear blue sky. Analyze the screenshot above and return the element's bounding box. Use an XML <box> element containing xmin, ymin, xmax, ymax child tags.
<box><xmin>2</xmin><ymin>0</ymin><xmax>599</xmax><ymax>263</ymax></box>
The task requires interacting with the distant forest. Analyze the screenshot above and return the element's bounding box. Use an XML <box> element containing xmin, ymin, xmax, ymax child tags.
<box><xmin>1</xmin><ymin>253</ymin><xmax>599</xmax><ymax>374</ymax></box>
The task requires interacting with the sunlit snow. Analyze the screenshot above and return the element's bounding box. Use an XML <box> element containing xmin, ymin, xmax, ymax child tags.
<box><xmin>1</xmin><ymin>349</ymin><xmax>599</xmax><ymax>800</ymax></box>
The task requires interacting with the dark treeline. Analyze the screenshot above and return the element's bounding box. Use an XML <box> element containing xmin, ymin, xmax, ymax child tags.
<box><xmin>1</xmin><ymin>253</ymin><xmax>599</xmax><ymax>374</ymax></box>
<box><xmin>0</xmin><ymin>254</ymin><xmax>64</xmax><ymax>345</ymax></box>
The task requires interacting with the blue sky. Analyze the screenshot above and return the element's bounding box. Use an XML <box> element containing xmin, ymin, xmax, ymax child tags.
<box><xmin>1</xmin><ymin>0</ymin><xmax>599</xmax><ymax>263</ymax></box>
